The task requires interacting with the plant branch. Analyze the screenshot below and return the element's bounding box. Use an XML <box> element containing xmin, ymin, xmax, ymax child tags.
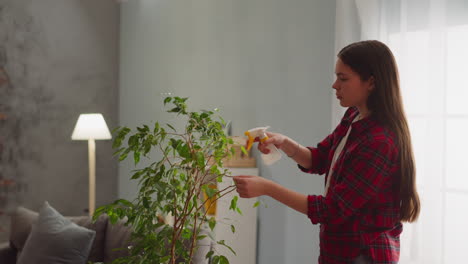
<box><xmin>195</xmin><ymin>186</ymin><xmax>237</xmax><ymax>240</ymax></box>
<box><xmin>188</xmin><ymin>210</ymin><xmax>198</xmax><ymax>262</ymax></box>
<box><xmin>196</xmin><ymin>185</ymin><xmax>236</xmax><ymax>213</ymax></box>
<box><xmin>158</xmin><ymin>144</ymin><xmax>174</xmax><ymax>168</ymax></box>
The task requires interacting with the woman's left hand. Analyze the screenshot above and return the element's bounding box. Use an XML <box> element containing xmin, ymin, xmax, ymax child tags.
<box><xmin>233</xmin><ymin>175</ymin><xmax>271</xmax><ymax>198</ymax></box>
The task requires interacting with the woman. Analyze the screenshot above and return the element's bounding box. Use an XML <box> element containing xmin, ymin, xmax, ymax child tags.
<box><xmin>233</xmin><ymin>40</ymin><xmax>420</xmax><ymax>264</ymax></box>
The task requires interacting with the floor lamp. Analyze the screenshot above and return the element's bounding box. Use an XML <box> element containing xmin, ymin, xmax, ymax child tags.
<box><xmin>71</xmin><ymin>113</ymin><xmax>111</xmax><ymax>216</ymax></box>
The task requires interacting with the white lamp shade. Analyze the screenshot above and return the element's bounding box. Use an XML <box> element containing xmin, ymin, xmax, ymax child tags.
<box><xmin>71</xmin><ymin>113</ymin><xmax>112</xmax><ymax>140</ymax></box>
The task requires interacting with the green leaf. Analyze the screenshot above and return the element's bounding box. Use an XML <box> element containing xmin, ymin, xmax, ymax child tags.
<box><xmin>166</xmin><ymin>123</ymin><xmax>176</xmax><ymax>132</ymax></box>
<box><xmin>196</xmin><ymin>152</ymin><xmax>205</xmax><ymax>168</ymax></box>
<box><xmin>169</xmin><ymin>138</ymin><xmax>178</xmax><ymax>148</ymax></box>
<box><xmin>115</xmin><ymin>199</ymin><xmax>133</xmax><ymax>207</ymax></box>
<box><xmin>208</xmin><ymin>217</ymin><xmax>216</xmax><ymax>231</ymax></box>
<box><xmin>197</xmin><ymin>235</ymin><xmax>207</xmax><ymax>241</ymax></box>
<box><xmin>229</xmin><ymin>196</ymin><xmax>238</xmax><ymax>211</ymax></box>
<box><xmin>212</xmin><ymin>256</ymin><xmax>220</xmax><ymax>264</ymax></box>
<box><xmin>128</xmin><ymin>135</ymin><xmax>138</xmax><ymax>147</ymax></box>
<box><xmin>177</xmin><ymin>143</ymin><xmax>190</xmax><ymax>159</ymax></box>
<box><xmin>113</xmin><ymin>127</ymin><xmax>131</xmax><ymax>149</ymax></box>
<box><xmin>92</xmin><ymin>206</ymin><xmax>109</xmax><ymax>221</ymax></box>
<box><xmin>182</xmin><ymin>229</ymin><xmax>192</xmax><ymax>239</ymax></box>
<box><xmin>119</xmin><ymin>149</ymin><xmax>130</xmax><ymax>161</ymax></box>
<box><xmin>111</xmin><ymin>126</ymin><xmax>121</xmax><ymax>134</ymax></box>
<box><xmin>236</xmin><ymin>207</ymin><xmax>243</xmax><ymax>216</ymax></box>
<box><xmin>137</xmin><ymin>125</ymin><xmax>149</xmax><ymax>133</ymax></box>
<box><xmin>163</xmin><ymin>97</ymin><xmax>172</xmax><ymax>105</ymax></box>
<box><xmin>133</xmin><ymin>151</ymin><xmax>140</xmax><ymax>165</ymax></box>
<box><xmin>108</xmin><ymin>212</ymin><xmax>119</xmax><ymax>224</ymax></box>
<box><xmin>253</xmin><ymin>201</ymin><xmax>261</xmax><ymax>208</ymax></box>
<box><xmin>179</xmin><ymin>173</ymin><xmax>186</xmax><ymax>182</ymax></box>
<box><xmin>219</xmin><ymin>255</ymin><xmax>230</xmax><ymax>264</ymax></box>
<box><xmin>113</xmin><ymin>147</ymin><xmax>125</xmax><ymax>156</ymax></box>
<box><xmin>112</xmin><ymin>138</ymin><xmax>123</xmax><ymax>149</ymax></box>
<box><xmin>230</xmin><ymin>224</ymin><xmax>235</xmax><ymax>233</ymax></box>
<box><xmin>205</xmin><ymin>250</ymin><xmax>214</xmax><ymax>259</ymax></box>
<box><xmin>168</xmin><ymin>107</ymin><xmax>181</xmax><ymax>113</ymax></box>
<box><xmin>210</xmin><ymin>165</ymin><xmax>220</xmax><ymax>175</ymax></box>
<box><xmin>175</xmin><ymin>96</ymin><xmax>188</xmax><ymax>103</ymax></box>
<box><xmin>153</xmin><ymin>122</ymin><xmax>160</xmax><ymax>133</ymax></box>
<box><xmin>240</xmin><ymin>145</ymin><xmax>249</xmax><ymax>156</ymax></box>
<box><xmin>204</xmin><ymin>185</ymin><xmax>216</xmax><ymax>199</ymax></box>
<box><xmin>217</xmin><ymin>240</ymin><xmax>236</xmax><ymax>256</ymax></box>
<box><xmin>142</xmin><ymin>197</ymin><xmax>150</xmax><ymax>209</ymax></box>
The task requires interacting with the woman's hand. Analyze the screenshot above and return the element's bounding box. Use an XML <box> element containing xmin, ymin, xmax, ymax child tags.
<box><xmin>233</xmin><ymin>175</ymin><xmax>271</xmax><ymax>198</ymax></box>
<box><xmin>233</xmin><ymin>175</ymin><xmax>308</xmax><ymax>215</ymax></box>
<box><xmin>256</xmin><ymin>132</ymin><xmax>288</xmax><ymax>154</ymax></box>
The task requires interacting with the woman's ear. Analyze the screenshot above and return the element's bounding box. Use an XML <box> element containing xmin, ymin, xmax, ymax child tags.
<box><xmin>368</xmin><ymin>76</ymin><xmax>375</xmax><ymax>92</ymax></box>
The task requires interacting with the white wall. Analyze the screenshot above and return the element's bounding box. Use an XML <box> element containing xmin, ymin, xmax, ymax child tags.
<box><xmin>119</xmin><ymin>0</ymin><xmax>336</xmax><ymax>263</ymax></box>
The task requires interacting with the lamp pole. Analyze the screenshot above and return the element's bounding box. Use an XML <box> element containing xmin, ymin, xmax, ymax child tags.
<box><xmin>88</xmin><ymin>138</ymin><xmax>96</xmax><ymax>217</ymax></box>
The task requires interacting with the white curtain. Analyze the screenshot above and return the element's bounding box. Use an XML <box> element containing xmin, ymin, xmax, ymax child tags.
<box><xmin>334</xmin><ymin>0</ymin><xmax>468</xmax><ymax>263</ymax></box>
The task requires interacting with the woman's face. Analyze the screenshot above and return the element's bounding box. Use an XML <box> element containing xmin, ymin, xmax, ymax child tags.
<box><xmin>332</xmin><ymin>58</ymin><xmax>373</xmax><ymax>109</ymax></box>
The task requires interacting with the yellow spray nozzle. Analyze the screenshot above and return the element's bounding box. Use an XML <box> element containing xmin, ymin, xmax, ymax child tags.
<box><xmin>244</xmin><ymin>131</ymin><xmax>254</xmax><ymax>151</ymax></box>
<box><xmin>244</xmin><ymin>126</ymin><xmax>281</xmax><ymax>165</ymax></box>
<box><xmin>245</xmin><ymin>127</ymin><xmax>270</xmax><ymax>151</ymax></box>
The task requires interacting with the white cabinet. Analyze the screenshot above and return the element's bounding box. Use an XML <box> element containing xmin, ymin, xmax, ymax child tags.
<box><xmin>214</xmin><ymin>167</ymin><xmax>259</xmax><ymax>264</ymax></box>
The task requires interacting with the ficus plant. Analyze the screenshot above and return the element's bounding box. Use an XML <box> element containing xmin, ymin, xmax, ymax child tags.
<box><xmin>93</xmin><ymin>96</ymin><xmax>249</xmax><ymax>264</ymax></box>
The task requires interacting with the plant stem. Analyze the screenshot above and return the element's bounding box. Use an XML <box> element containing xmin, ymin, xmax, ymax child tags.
<box><xmin>196</xmin><ymin>185</ymin><xmax>236</xmax><ymax>212</ymax></box>
<box><xmin>195</xmin><ymin>186</ymin><xmax>237</xmax><ymax>244</ymax></box>
<box><xmin>188</xmin><ymin>211</ymin><xmax>198</xmax><ymax>262</ymax></box>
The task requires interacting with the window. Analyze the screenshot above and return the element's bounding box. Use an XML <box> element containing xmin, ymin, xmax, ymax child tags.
<box><xmin>389</xmin><ymin>23</ymin><xmax>468</xmax><ymax>264</ymax></box>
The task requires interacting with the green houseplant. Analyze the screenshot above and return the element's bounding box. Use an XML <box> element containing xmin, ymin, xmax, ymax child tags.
<box><xmin>94</xmin><ymin>96</ymin><xmax>248</xmax><ymax>264</ymax></box>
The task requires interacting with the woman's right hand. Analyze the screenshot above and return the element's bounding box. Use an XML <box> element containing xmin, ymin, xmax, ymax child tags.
<box><xmin>256</xmin><ymin>132</ymin><xmax>288</xmax><ymax>154</ymax></box>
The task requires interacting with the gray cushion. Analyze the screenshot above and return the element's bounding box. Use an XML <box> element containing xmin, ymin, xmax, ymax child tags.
<box><xmin>69</xmin><ymin>214</ymin><xmax>108</xmax><ymax>262</ymax></box>
<box><xmin>10</xmin><ymin>207</ymin><xmax>37</xmax><ymax>251</ymax></box>
<box><xmin>16</xmin><ymin>201</ymin><xmax>96</xmax><ymax>264</ymax></box>
<box><xmin>10</xmin><ymin>206</ymin><xmax>108</xmax><ymax>262</ymax></box>
<box><xmin>103</xmin><ymin>218</ymin><xmax>133</xmax><ymax>263</ymax></box>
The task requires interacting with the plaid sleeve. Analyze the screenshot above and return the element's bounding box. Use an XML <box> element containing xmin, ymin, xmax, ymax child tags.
<box><xmin>298</xmin><ymin>134</ymin><xmax>334</xmax><ymax>175</ymax></box>
<box><xmin>307</xmin><ymin>139</ymin><xmax>396</xmax><ymax>225</ymax></box>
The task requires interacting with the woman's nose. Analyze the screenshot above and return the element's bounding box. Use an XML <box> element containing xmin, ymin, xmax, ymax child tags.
<box><xmin>332</xmin><ymin>81</ymin><xmax>338</xmax><ymax>90</ymax></box>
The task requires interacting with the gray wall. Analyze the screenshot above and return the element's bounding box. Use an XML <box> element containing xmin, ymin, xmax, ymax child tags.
<box><xmin>0</xmin><ymin>0</ymin><xmax>119</xmax><ymax>241</ymax></box>
<box><xmin>119</xmin><ymin>0</ymin><xmax>336</xmax><ymax>263</ymax></box>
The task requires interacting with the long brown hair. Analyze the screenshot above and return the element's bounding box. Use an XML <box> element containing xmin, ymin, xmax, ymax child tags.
<box><xmin>338</xmin><ymin>40</ymin><xmax>420</xmax><ymax>222</ymax></box>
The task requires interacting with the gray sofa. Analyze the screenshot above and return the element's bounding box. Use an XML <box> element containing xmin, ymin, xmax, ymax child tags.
<box><xmin>0</xmin><ymin>206</ymin><xmax>212</xmax><ymax>264</ymax></box>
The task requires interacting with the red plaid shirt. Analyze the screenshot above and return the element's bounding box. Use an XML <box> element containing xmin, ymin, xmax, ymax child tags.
<box><xmin>300</xmin><ymin>107</ymin><xmax>402</xmax><ymax>264</ymax></box>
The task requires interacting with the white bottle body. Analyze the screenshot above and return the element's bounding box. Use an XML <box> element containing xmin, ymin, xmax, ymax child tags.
<box><xmin>261</xmin><ymin>144</ymin><xmax>282</xmax><ymax>165</ymax></box>
<box><xmin>258</xmin><ymin>130</ymin><xmax>281</xmax><ymax>165</ymax></box>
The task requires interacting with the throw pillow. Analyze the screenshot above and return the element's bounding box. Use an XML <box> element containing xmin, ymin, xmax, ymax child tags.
<box><xmin>17</xmin><ymin>201</ymin><xmax>96</xmax><ymax>264</ymax></box>
<box><xmin>10</xmin><ymin>207</ymin><xmax>37</xmax><ymax>251</ymax></box>
<box><xmin>69</xmin><ymin>214</ymin><xmax>108</xmax><ymax>262</ymax></box>
<box><xmin>10</xmin><ymin>206</ymin><xmax>108</xmax><ymax>262</ymax></box>
<box><xmin>103</xmin><ymin>218</ymin><xmax>133</xmax><ymax>263</ymax></box>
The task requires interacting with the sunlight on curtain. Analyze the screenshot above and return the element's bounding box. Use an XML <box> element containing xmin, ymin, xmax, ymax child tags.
<box><xmin>336</xmin><ymin>0</ymin><xmax>468</xmax><ymax>263</ymax></box>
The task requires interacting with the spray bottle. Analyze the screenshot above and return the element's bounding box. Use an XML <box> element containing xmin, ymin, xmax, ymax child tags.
<box><xmin>244</xmin><ymin>126</ymin><xmax>282</xmax><ymax>165</ymax></box>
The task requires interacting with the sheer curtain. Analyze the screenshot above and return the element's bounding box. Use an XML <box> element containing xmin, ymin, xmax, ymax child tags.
<box><xmin>334</xmin><ymin>0</ymin><xmax>468</xmax><ymax>263</ymax></box>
